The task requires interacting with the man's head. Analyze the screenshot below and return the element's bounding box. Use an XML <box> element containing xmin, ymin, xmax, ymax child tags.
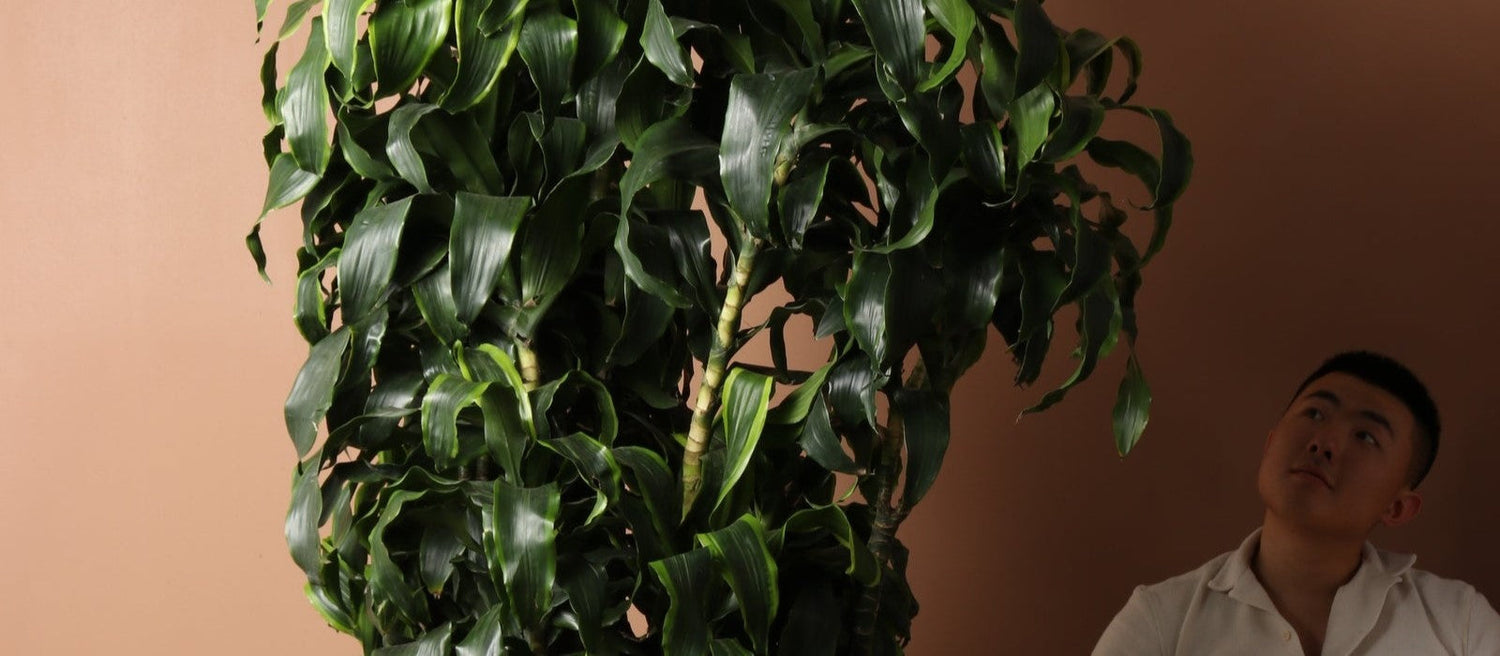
<box><xmin>1256</xmin><ymin>351</ymin><xmax>1441</xmax><ymax>538</ymax></box>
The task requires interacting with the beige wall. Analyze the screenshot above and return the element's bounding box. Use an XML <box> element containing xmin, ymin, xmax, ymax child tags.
<box><xmin>2</xmin><ymin>1</ymin><xmax>1497</xmax><ymax>654</ymax></box>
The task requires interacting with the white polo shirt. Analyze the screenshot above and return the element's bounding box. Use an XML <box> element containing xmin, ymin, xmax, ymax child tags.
<box><xmin>1092</xmin><ymin>529</ymin><xmax>1500</xmax><ymax>655</ymax></box>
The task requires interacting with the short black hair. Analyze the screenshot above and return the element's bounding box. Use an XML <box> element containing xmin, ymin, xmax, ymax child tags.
<box><xmin>1293</xmin><ymin>351</ymin><xmax>1441</xmax><ymax>488</ymax></box>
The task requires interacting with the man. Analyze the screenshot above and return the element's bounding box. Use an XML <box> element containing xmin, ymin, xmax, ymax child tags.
<box><xmin>1093</xmin><ymin>351</ymin><xmax>1500</xmax><ymax>655</ymax></box>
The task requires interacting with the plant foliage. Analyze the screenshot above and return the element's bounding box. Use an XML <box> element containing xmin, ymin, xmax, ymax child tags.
<box><xmin>253</xmin><ymin>0</ymin><xmax>1191</xmax><ymax>653</ymax></box>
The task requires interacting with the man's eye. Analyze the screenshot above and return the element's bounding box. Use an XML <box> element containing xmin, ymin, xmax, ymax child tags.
<box><xmin>1357</xmin><ymin>431</ymin><xmax>1379</xmax><ymax>445</ymax></box>
<box><xmin>1304</xmin><ymin>407</ymin><xmax>1324</xmax><ymax>420</ymax></box>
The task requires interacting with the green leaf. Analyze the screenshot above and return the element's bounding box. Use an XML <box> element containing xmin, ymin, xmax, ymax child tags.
<box><xmin>715</xmin><ymin>368</ymin><xmax>774</xmax><ymax>510</ymax></box>
<box><xmin>649</xmin><ymin>547</ymin><xmax>715</xmax><ymax>656</ymax></box>
<box><xmin>260</xmin><ymin>42</ymin><xmax>281</xmax><ymax>124</ymax></box>
<box><xmin>1012</xmin><ymin>0</ymin><xmax>1060</xmax><ymax>99</ymax></box>
<box><xmin>517</xmin><ymin>9</ymin><xmax>579</xmax><ymax>120</ymax></box>
<box><xmin>719</xmin><ymin>68</ymin><xmax>818</xmax><ymax>239</ymax></box>
<box><xmin>294</xmin><ymin>247</ymin><xmax>340</xmax><ymax>342</ymax></box>
<box><xmin>421</xmin><ymin>374</ymin><xmax>488</xmax><ymax>469</ymax></box>
<box><xmin>412</xmin><ymin>262</ymin><xmax>468</xmax><ymax>344</ymax></box>
<box><xmin>850</xmin><ymin>0</ymin><xmax>925</xmax><ymax>90</ymax></box>
<box><xmin>369</xmin><ymin>0</ymin><xmax>453</xmax><ymax>98</ymax></box>
<box><xmin>800</xmin><ymin>393</ymin><xmax>861</xmax><ymax>474</ymax></box>
<box><xmin>697</xmin><ymin>515</ymin><xmax>779</xmax><ymax>654</ymax></box>
<box><xmin>450</xmin><ymin>192</ymin><xmax>530</xmax><ymax>323</ymax></box>
<box><xmin>1010</xmin><ymin>83</ymin><xmax>1055</xmax><ymax>168</ymax></box>
<box><xmin>489</xmin><ymin>480</ymin><xmax>561</xmax><ymax>630</ymax></box>
<box><xmin>337</xmin><ymin>121</ymin><xmax>397</xmax><ymax>180</ymax></box>
<box><xmin>530</xmin><ymin>370</ymin><xmax>618</xmax><ymax>444</ymax></box>
<box><xmin>710</xmin><ymin>639</ymin><xmax>753</xmax><ymax>656</ymax></box>
<box><xmin>619</xmin><ymin>118</ymin><xmax>718</xmax><ymax>220</ymax></box>
<box><xmin>419</xmin><ymin>525</ymin><xmax>465</xmax><ymax>594</ymax></box>
<box><xmin>261</xmin><ymin>152</ymin><xmax>324</xmax><ymax>216</ymax></box>
<box><xmin>517</xmin><ymin>180</ymin><xmax>586</xmax><ymax>304</ymax></box>
<box><xmin>1023</xmin><ymin>283</ymin><xmax>1119</xmax><ymax>414</ymax></box>
<box><xmin>479</xmin><ymin>0</ymin><xmax>528</xmax><ymax>35</ymax></box>
<box><xmin>826</xmin><ymin>351</ymin><xmax>878</xmax><ymax>427</ymax></box>
<box><xmin>1041</xmin><ymin>95</ymin><xmax>1105</xmax><ymax>162</ymax></box>
<box><xmin>279</xmin><ymin>17</ymin><xmax>333</xmax><ymax>174</ymax></box>
<box><xmin>386</xmin><ymin>103</ymin><xmax>442</xmax><ymax>194</ymax></box>
<box><xmin>371</xmin><ymin>623</ymin><xmax>453</xmax><ymax>656</ymax></box>
<box><xmin>895</xmin><ymin>389</ymin><xmax>949</xmax><ymax>509</ymax></box>
<box><xmin>843</xmin><ymin>251</ymin><xmax>892</xmax><ymax>367</ymax></box>
<box><xmin>277</xmin><ymin>0</ymin><xmax>320</xmax><ymax>43</ymax></box>
<box><xmin>766</xmin><ymin>362</ymin><xmax>831</xmax><ymax>425</ymax></box>
<box><xmin>1121</xmin><ymin>106</ymin><xmax>1194</xmax><ymax>209</ymax></box>
<box><xmin>419</xmin><ymin>110</ymin><xmax>508</xmax><ymax>195</ymax></box>
<box><xmin>454</xmin><ymin>606</ymin><xmax>505</xmax><ymax>656</ymax></box>
<box><xmin>614</xmin><ymin>214</ymin><xmax>692</xmax><ymax>308</ymax></box>
<box><xmin>325</xmin><ymin>0</ymin><xmax>375</xmax><ymax>77</ymax></box>
<box><xmin>285</xmin><ymin>457</ymin><xmax>324</xmax><ymax>580</ymax></box>
<box><xmin>559</xmin><ymin>559</ymin><xmax>609</xmax><ymax>652</ymax></box>
<box><xmin>369</xmin><ymin>490</ymin><xmax>432</xmax><ymax>625</ymax></box>
<box><xmin>778</xmin><ymin>155</ymin><xmax>831</xmax><ymax>250</ymax></box>
<box><xmin>641</xmin><ymin>0</ymin><xmax>694</xmax><ymax>87</ymax></box>
<box><xmin>613</xmin><ymin>446</ymin><xmax>678</xmax><ymax>549</ymax></box>
<box><xmin>256</xmin><ymin>0</ymin><xmax>272</xmax><ymax>34</ymax></box>
<box><xmin>776</xmin><ymin>578</ymin><xmax>839</xmax><ymax>656</ymax></box>
<box><xmin>918</xmin><ymin>0</ymin><xmax>975</xmax><ymax>93</ymax></box>
<box><xmin>776</xmin><ymin>505</ymin><xmax>878</xmax><ymax>584</ymax></box>
<box><xmin>441</xmin><ymin>0</ymin><xmax>521</xmax><ymax>111</ymax></box>
<box><xmin>1113</xmin><ymin>354</ymin><xmax>1151</xmax><ymax>456</ymax></box>
<box><xmin>573</xmin><ymin>0</ymin><xmax>627</xmax><ymax>84</ymax></box>
<box><xmin>285</xmin><ymin>327</ymin><xmax>352</xmax><ymax>456</ymax></box>
<box><xmin>773</xmin><ymin>0</ymin><xmax>825</xmax><ymax>61</ymax></box>
<box><xmin>340</xmin><ymin>197</ymin><xmax>414</xmax><ymax>326</ymax></box>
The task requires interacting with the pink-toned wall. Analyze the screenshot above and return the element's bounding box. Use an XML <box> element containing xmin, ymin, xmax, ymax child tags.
<box><xmin>3</xmin><ymin>1</ymin><xmax>1497</xmax><ymax>654</ymax></box>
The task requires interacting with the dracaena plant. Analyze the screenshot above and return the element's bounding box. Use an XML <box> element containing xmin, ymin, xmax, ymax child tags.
<box><xmin>251</xmin><ymin>0</ymin><xmax>1190</xmax><ymax>653</ymax></box>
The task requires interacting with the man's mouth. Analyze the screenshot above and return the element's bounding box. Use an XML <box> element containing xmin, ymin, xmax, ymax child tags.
<box><xmin>1290</xmin><ymin>467</ymin><xmax>1333</xmax><ymax>489</ymax></box>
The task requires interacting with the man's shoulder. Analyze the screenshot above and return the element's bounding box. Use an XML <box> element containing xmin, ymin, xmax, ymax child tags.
<box><xmin>1136</xmin><ymin>549</ymin><xmax>1238</xmax><ymax>601</ymax></box>
<box><xmin>1399</xmin><ymin>564</ymin><xmax>1483</xmax><ymax>605</ymax></box>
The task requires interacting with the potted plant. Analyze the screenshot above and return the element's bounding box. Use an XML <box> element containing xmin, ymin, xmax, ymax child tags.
<box><xmin>251</xmin><ymin>0</ymin><xmax>1191</xmax><ymax>653</ymax></box>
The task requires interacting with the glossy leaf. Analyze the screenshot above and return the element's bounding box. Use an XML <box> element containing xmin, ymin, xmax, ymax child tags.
<box><xmin>261</xmin><ymin>152</ymin><xmax>324</xmax><ymax>217</ymax></box>
<box><xmin>285</xmin><ymin>457</ymin><xmax>323</xmax><ymax>580</ymax></box>
<box><xmin>800</xmin><ymin>393</ymin><xmax>862</xmax><ymax>474</ymax></box>
<box><xmin>895</xmin><ymin>389</ymin><xmax>949</xmax><ymax>509</ymax></box>
<box><xmin>641</xmin><ymin>0</ymin><xmax>694</xmax><ymax>87</ymax></box>
<box><xmin>1121</xmin><ymin>106</ymin><xmax>1194</xmax><ymax>209</ymax></box>
<box><xmin>719</xmin><ymin>68</ymin><xmax>818</xmax><ymax>239</ymax></box>
<box><xmin>421</xmin><ymin>374</ymin><xmax>488</xmax><ymax>469</ymax></box>
<box><xmin>517</xmin><ymin>181</ymin><xmax>586</xmax><ymax>304</ymax></box>
<box><xmin>573</xmin><ymin>0</ymin><xmax>627</xmax><ymax>83</ymax></box>
<box><xmin>325</xmin><ymin>0</ymin><xmax>375</xmax><ymax>77</ymax></box>
<box><xmin>778</xmin><ymin>156</ymin><xmax>831</xmax><ymax>250</ymax></box>
<box><xmin>279</xmin><ymin>17</ymin><xmax>333</xmax><ymax>174</ymax></box>
<box><xmin>419</xmin><ymin>525</ymin><xmax>465</xmax><ymax>594</ymax></box>
<box><xmin>715</xmin><ymin>368</ymin><xmax>774</xmax><ymax>510</ymax></box>
<box><xmin>285</xmin><ymin>327</ymin><xmax>352</xmax><ymax>456</ymax></box>
<box><xmin>369</xmin><ymin>0</ymin><xmax>453</xmax><ymax>97</ymax></box>
<box><xmin>766</xmin><ymin>362</ymin><xmax>832</xmax><ymax>425</ymax></box>
<box><xmin>1010</xmin><ymin>83</ymin><xmax>1055</xmax><ymax>168</ymax></box>
<box><xmin>614</xmin><ymin>215</ymin><xmax>693</xmax><ymax>308</ymax></box>
<box><xmin>1113</xmin><ymin>354</ymin><xmax>1151</xmax><ymax>456</ymax></box>
<box><xmin>442</xmin><ymin>0</ymin><xmax>521</xmax><ymax>111</ymax></box>
<box><xmin>851</xmin><ymin>0</ymin><xmax>924</xmax><ymax>90</ymax></box>
<box><xmin>490</xmin><ymin>480</ymin><xmax>561</xmax><ymax>631</ymax></box>
<box><xmin>412</xmin><ymin>262</ymin><xmax>468</xmax><ymax>344</ymax></box>
<box><xmin>919</xmin><ymin>0</ymin><xmax>976</xmax><ymax>92</ymax></box>
<box><xmin>517</xmin><ymin>9</ymin><xmax>579</xmax><ymax>119</ymax></box>
<box><xmin>698</xmin><ymin>515</ymin><xmax>779</xmax><ymax>654</ymax></box>
<box><xmin>340</xmin><ymin>197</ymin><xmax>414</xmax><ymax>326</ymax></box>
<box><xmin>1023</xmin><ymin>284</ymin><xmax>1120</xmax><ymax>414</ymax></box>
<box><xmin>386</xmin><ymin>103</ymin><xmax>442</xmax><ymax>194</ymax></box>
<box><xmin>1012</xmin><ymin>0</ymin><xmax>1060</xmax><ymax>99</ymax></box>
<box><xmin>649</xmin><ymin>547</ymin><xmax>715</xmax><ymax>656</ymax></box>
<box><xmin>369</xmin><ymin>491</ymin><xmax>432</xmax><ymax>625</ymax></box>
<box><xmin>776</xmin><ymin>505</ymin><xmax>879</xmax><ymax>584</ymax></box>
<box><xmin>454</xmin><ymin>606</ymin><xmax>505</xmax><ymax>656</ymax></box>
<box><xmin>843</xmin><ymin>251</ymin><xmax>892</xmax><ymax>367</ymax></box>
<box><xmin>619</xmin><ymin>118</ymin><xmax>718</xmax><ymax>220</ymax></box>
<box><xmin>371</xmin><ymin>623</ymin><xmax>453</xmax><ymax>656</ymax></box>
<box><xmin>450</xmin><ymin>192</ymin><xmax>530</xmax><ymax>323</ymax></box>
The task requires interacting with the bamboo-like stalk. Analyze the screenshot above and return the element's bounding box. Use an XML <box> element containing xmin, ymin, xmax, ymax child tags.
<box><xmin>517</xmin><ymin>342</ymin><xmax>541</xmax><ymax>392</ymax></box>
<box><xmin>852</xmin><ymin>362</ymin><xmax>926</xmax><ymax>653</ymax></box>
<box><xmin>680</xmin><ymin>238</ymin><xmax>761</xmax><ymax>520</ymax></box>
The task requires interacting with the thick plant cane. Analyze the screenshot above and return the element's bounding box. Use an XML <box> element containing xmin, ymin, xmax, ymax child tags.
<box><xmin>680</xmin><ymin>238</ymin><xmax>760</xmax><ymax>519</ymax></box>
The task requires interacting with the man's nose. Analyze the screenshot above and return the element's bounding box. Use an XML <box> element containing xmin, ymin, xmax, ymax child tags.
<box><xmin>1307</xmin><ymin>437</ymin><xmax>1334</xmax><ymax>460</ymax></box>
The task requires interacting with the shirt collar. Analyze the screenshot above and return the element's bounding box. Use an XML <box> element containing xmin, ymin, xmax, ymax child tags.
<box><xmin>1205</xmin><ymin>527</ymin><xmax>1418</xmax><ymax>617</ymax></box>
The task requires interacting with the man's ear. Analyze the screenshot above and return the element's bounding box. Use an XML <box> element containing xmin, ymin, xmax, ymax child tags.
<box><xmin>1381</xmin><ymin>489</ymin><xmax>1423</xmax><ymax>528</ymax></box>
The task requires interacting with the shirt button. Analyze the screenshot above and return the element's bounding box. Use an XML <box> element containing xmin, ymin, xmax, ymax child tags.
<box><xmin>1282</xmin><ymin>629</ymin><xmax>1293</xmax><ymax>642</ymax></box>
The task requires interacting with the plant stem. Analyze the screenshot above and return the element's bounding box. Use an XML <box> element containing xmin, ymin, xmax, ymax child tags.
<box><xmin>852</xmin><ymin>361</ymin><xmax>925</xmax><ymax>654</ymax></box>
<box><xmin>517</xmin><ymin>342</ymin><xmax>540</xmax><ymax>392</ymax></box>
<box><xmin>680</xmin><ymin>238</ymin><xmax>760</xmax><ymax>521</ymax></box>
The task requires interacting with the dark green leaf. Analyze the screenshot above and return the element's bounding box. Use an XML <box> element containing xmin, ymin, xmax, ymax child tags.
<box><xmin>371</xmin><ymin>623</ymin><xmax>453</xmax><ymax>656</ymax></box>
<box><xmin>260</xmin><ymin>152</ymin><xmax>324</xmax><ymax>217</ymax></box>
<box><xmin>412</xmin><ymin>262</ymin><xmax>468</xmax><ymax>344</ymax></box>
<box><xmin>441</xmin><ymin>0</ymin><xmax>521</xmax><ymax>111</ymax></box>
<box><xmin>517</xmin><ymin>9</ymin><xmax>579</xmax><ymax>120</ymax></box>
<box><xmin>641</xmin><ymin>0</ymin><xmax>694</xmax><ymax>87</ymax></box>
<box><xmin>277</xmin><ymin>0</ymin><xmax>320</xmax><ymax>44</ymax></box>
<box><xmin>1120</xmin><ymin>106</ymin><xmax>1194</xmax><ymax>209</ymax></box>
<box><xmin>369</xmin><ymin>0</ymin><xmax>453</xmax><ymax>98</ymax></box>
<box><xmin>766</xmin><ymin>362</ymin><xmax>831</xmax><ymax>425</ymax></box>
<box><xmin>518</xmin><ymin>180</ymin><xmax>586</xmax><ymax>303</ymax></box>
<box><xmin>778</xmin><ymin>156</ymin><xmax>831</xmax><ymax>250</ymax></box>
<box><xmin>325</xmin><ymin>0</ymin><xmax>375</xmax><ymax>77</ymax></box>
<box><xmin>619</xmin><ymin>118</ymin><xmax>718</xmax><ymax>220</ymax></box>
<box><xmin>895</xmin><ymin>389</ymin><xmax>949</xmax><ymax>509</ymax></box>
<box><xmin>286</xmin><ymin>457</ymin><xmax>323</xmax><ymax>580</ymax></box>
<box><xmin>649</xmin><ymin>547</ymin><xmax>715</xmax><ymax>656</ymax></box>
<box><xmin>260</xmin><ymin>42</ymin><xmax>281</xmax><ymax>123</ymax></box>
<box><xmin>489</xmin><ymin>480</ymin><xmax>561</xmax><ymax>630</ymax></box>
<box><xmin>1010</xmin><ymin>83</ymin><xmax>1055</xmax><ymax>168</ymax></box>
<box><xmin>369</xmin><ymin>490</ymin><xmax>432</xmax><ymax>624</ymax></box>
<box><xmin>559</xmin><ymin>559</ymin><xmax>609</xmax><ymax>652</ymax></box>
<box><xmin>279</xmin><ymin>17</ymin><xmax>333</xmax><ymax>174</ymax></box>
<box><xmin>710</xmin><ymin>639</ymin><xmax>753</xmax><ymax>656</ymax></box>
<box><xmin>285</xmin><ymin>327</ymin><xmax>352</xmax><ymax>456</ymax></box>
<box><xmin>573</xmin><ymin>0</ymin><xmax>627</xmax><ymax>84</ymax></box>
<box><xmin>719</xmin><ymin>68</ymin><xmax>818</xmax><ymax>239</ymax></box>
<box><xmin>773</xmin><ymin>0</ymin><xmax>825</xmax><ymax>61</ymax></box>
<box><xmin>843</xmin><ymin>251</ymin><xmax>892</xmax><ymax>367</ymax></box>
<box><xmin>800</xmin><ymin>393</ymin><xmax>861</xmax><ymax>474</ymax></box>
<box><xmin>918</xmin><ymin>0</ymin><xmax>976</xmax><ymax>92</ymax></box>
<box><xmin>1085</xmin><ymin>137</ymin><xmax>1160</xmax><ymax>206</ymax></box>
<box><xmin>256</xmin><ymin>0</ymin><xmax>272</xmax><ymax>34</ymax></box>
<box><xmin>337</xmin><ymin>121</ymin><xmax>397</xmax><ymax>180</ymax></box>
<box><xmin>1012</xmin><ymin>0</ymin><xmax>1060</xmax><ymax>99</ymax></box>
<box><xmin>775</xmin><ymin>505</ymin><xmax>878</xmax><ymax>584</ymax></box>
<box><xmin>698</xmin><ymin>515</ymin><xmax>778</xmax><ymax>654</ymax></box>
<box><xmin>614</xmin><ymin>214</ymin><xmax>693</xmax><ymax>308</ymax></box>
<box><xmin>418</xmin><ymin>110</ymin><xmax>508</xmax><ymax>195</ymax></box>
<box><xmin>1042</xmin><ymin>95</ymin><xmax>1105</xmax><ymax>162</ymax></box>
<box><xmin>479</xmin><ymin>0</ymin><xmax>528</xmax><ymax>35</ymax></box>
<box><xmin>1023</xmin><ymin>283</ymin><xmax>1119</xmax><ymax>414</ymax></box>
<box><xmin>454</xmin><ymin>606</ymin><xmax>505</xmax><ymax>656</ymax></box>
<box><xmin>340</xmin><ymin>197</ymin><xmax>414</xmax><ymax>326</ymax></box>
<box><xmin>294</xmin><ymin>247</ymin><xmax>340</xmax><ymax>342</ymax></box>
<box><xmin>776</xmin><ymin>577</ymin><xmax>839</xmax><ymax>656</ymax></box>
<box><xmin>386</xmin><ymin>103</ymin><xmax>442</xmax><ymax>193</ymax></box>
<box><xmin>715</xmin><ymin>368</ymin><xmax>774</xmax><ymax>510</ymax></box>
<box><xmin>850</xmin><ymin>0</ymin><xmax>925</xmax><ymax>90</ymax></box>
<box><xmin>826</xmin><ymin>351</ymin><xmax>877</xmax><ymax>427</ymax></box>
<box><xmin>421</xmin><ymin>374</ymin><xmax>488</xmax><ymax>469</ymax></box>
<box><xmin>419</xmin><ymin>525</ymin><xmax>465</xmax><ymax>594</ymax></box>
<box><xmin>450</xmin><ymin>192</ymin><xmax>530</xmax><ymax>323</ymax></box>
<box><xmin>613</xmin><ymin>446</ymin><xmax>678</xmax><ymax>547</ymax></box>
<box><xmin>1113</xmin><ymin>354</ymin><xmax>1151</xmax><ymax>456</ymax></box>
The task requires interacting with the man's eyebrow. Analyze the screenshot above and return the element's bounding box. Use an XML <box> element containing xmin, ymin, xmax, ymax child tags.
<box><xmin>1305</xmin><ymin>389</ymin><xmax>1341</xmax><ymax>405</ymax></box>
<box><xmin>1304</xmin><ymin>389</ymin><xmax>1395</xmax><ymax>436</ymax></box>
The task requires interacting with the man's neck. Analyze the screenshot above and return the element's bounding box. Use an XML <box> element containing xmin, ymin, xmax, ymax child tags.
<box><xmin>1254</xmin><ymin>514</ymin><xmax>1366</xmax><ymax>596</ymax></box>
<box><xmin>1253</xmin><ymin>514</ymin><xmax>1368</xmax><ymax>653</ymax></box>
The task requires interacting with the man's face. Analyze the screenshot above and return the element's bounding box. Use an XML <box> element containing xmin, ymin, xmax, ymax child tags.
<box><xmin>1256</xmin><ymin>372</ymin><xmax>1422</xmax><ymax>538</ymax></box>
